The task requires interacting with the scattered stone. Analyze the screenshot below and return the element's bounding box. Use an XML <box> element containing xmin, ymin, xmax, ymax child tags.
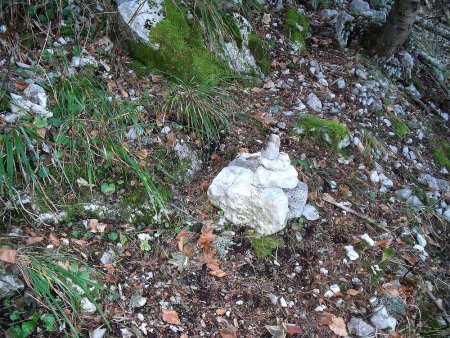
<box><xmin>276</xmin><ymin>121</ymin><xmax>286</xmax><ymax>129</ymax></box>
<box><xmin>0</xmin><ymin>269</ymin><xmax>24</xmax><ymax>298</ymax></box>
<box><xmin>350</xmin><ymin>0</ymin><xmax>371</xmax><ymax>13</ymax></box>
<box><xmin>100</xmin><ymin>249</ymin><xmax>115</xmax><ymax>265</ymax></box>
<box><xmin>320</xmin><ymin>9</ymin><xmax>338</xmax><ymax>18</ymax></box>
<box><xmin>406</xmin><ymin>195</ymin><xmax>424</xmax><ymax>208</ymax></box>
<box><xmin>395</xmin><ymin>188</ymin><xmax>412</xmax><ymax>200</ymax></box>
<box><xmin>370</xmin><ymin>305</ymin><xmax>397</xmax><ymax>332</ymax></box>
<box><xmin>267</xmin><ymin>293</ymin><xmax>279</xmax><ymax>305</ymax></box>
<box><xmin>361</xmin><ymin>233</ymin><xmax>375</xmax><ymax>246</ymax></box>
<box><xmin>347</xmin><ymin>317</ymin><xmax>375</xmax><ymax>337</ymax></box>
<box><xmin>336</xmin><ymin>78</ymin><xmax>346</xmax><ymax>88</ymax></box>
<box><xmin>302</xmin><ymin>204</ymin><xmax>320</xmax><ymax>220</ymax></box>
<box><xmin>279</xmin><ymin>297</ymin><xmax>288</xmax><ymax>307</ymax></box>
<box><xmin>332</xmin><ymin>12</ymin><xmax>354</xmax><ymax>48</ymax></box>
<box><xmin>345</xmin><ymin>245</ymin><xmax>359</xmax><ymax>260</ymax></box>
<box><xmin>70</xmin><ymin>56</ymin><xmax>98</xmax><ymax>68</ymax></box>
<box><xmin>81</xmin><ymin>297</ymin><xmax>97</xmax><ymax>313</ymax></box>
<box><xmin>306</xmin><ymin>92</ymin><xmax>322</xmax><ymax>112</ymax></box>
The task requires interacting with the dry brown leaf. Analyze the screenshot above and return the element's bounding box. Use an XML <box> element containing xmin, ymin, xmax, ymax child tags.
<box><xmin>136</xmin><ymin>149</ymin><xmax>149</xmax><ymax>158</ymax></box>
<box><xmin>284</xmin><ymin>323</ymin><xmax>302</xmax><ymax>335</ymax></box>
<box><xmin>198</xmin><ymin>233</ymin><xmax>216</xmax><ymax>248</ymax></box>
<box><xmin>88</xmin><ymin>219</ymin><xmax>107</xmax><ymax>233</ymax></box>
<box><xmin>199</xmin><ymin>180</ymin><xmax>210</xmax><ymax>192</ymax></box>
<box><xmin>218</xmin><ymin>317</ymin><xmax>238</xmax><ymax>338</ymax></box>
<box><xmin>210</xmin><ymin>152</ymin><xmax>220</xmax><ymax>161</ymax></box>
<box><xmin>166</xmin><ymin>132</ymin><xmax>177</xmax><ymax>148</ymax></box>
<box><xmin>382</xmin><ymin>283</ymin><xmax>400</xmax><ymax>296</ymax></box>
<box><xmin>26</xmin><ymin>236</ymin><xmax>44</xmax><ymax>245</ymax></box>
<box><xmin>72</xmin><ymin>239</ymin><xmax>88</xmax><ymax>246</ymax></box>
<box><xmin>151</xmin><ymin>74</ymin><xmax>161</xmax><ymax>83</ymax></box>
<box><xmin>209</xmin><ymin>269</ymin><xmax>227</xmax><ymax>277</ymax></box>
<box><xmin>36</xmin><ymin>128</ymin><xmax>46</xmax><ymax>138</ymax></box>
<box><xmin>162</xmin><ymin>309</ymin><xmax>181</xmax><ymax>325</ymax></box>
<box><xmin>216</xmin><ymin>308</ymin><xmax>227</xmax><ymax>315</ymax></box>
<box><xmin>176</xmin><ymin>230</ymin><xmax>191</xmax><ymax>252</ymax></box>
<box><xmin>346</xmin><ymin>289</ymin><xmax>360</xmax><ymax>296</ymax></box>
<box><xmin>0</xmin><ymin>247</ymin><xmax>17</xmax><ymax>264</ymax></box>
<box><xmin>320</xmin><ymin>313</ymin><xmax>348</xmax><ymax>337</ymax></box>
<box><xmin>48</xmin><ymin>233</ymin><xmax>60</xmax><ymax>246</ymax></box>
<box><xmin>375</xmin><ymin>238</ymin><xmax>392</xmax><ymax>248</ymax></box>
<box><xmin>401</xmin><ymin>254</ymin><xmax>419</xmax><ymax>266</ymax></box>
<box><xmin>238</xmin><ymin>148</ymin><xmax>249</xmax><ymax>153</ymax></box>
<box><xmin>15</xmin><ymin>82</ymin><xmax>29</xmax><ymax>91</ymax></box>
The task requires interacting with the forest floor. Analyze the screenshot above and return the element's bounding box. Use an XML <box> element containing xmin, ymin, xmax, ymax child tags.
<box><xmin>0</xmin><ymin>2</ymin><xmax>449</xmax><ymax>338</ymax></box>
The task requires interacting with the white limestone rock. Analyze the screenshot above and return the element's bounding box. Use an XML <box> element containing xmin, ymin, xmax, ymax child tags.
<box><xmin>208</xmin><ymin>134</ymin><xmax>308</xmax><ymax>235</ymax></box>
<box><xmin>371</xmin><ymin>305</ymin><xmax>397</xmax><ymax>332</ymax></box>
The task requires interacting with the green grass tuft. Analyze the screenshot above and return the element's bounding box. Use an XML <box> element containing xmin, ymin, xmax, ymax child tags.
<box><xmin>248</xmin><ymin>33</ymin><xmax>271</xmax><ymax>74</ymax></box>
<box><xmin>433</xmin><ymin>141</ymin><xmax>450</xmax><ymax>169</ymax></box>
<box><xmin>285</xmin><ymin>9</ymin><xmax>310</xmax><ymax>53</ymax></box>
<box><xmin>388</xmin><ymin>113</ymin><xmax>409</xmax><ymax>139</ymax></box>
<box><xmin>15</xmin><ymin>249</ymin><xmax>108</xmax><ymax>337</ymax></box>
<box><xmin>161</xmin><ymin>76</ymin><xmax>230</xmax><ymax>144</ymax></box>
<box><xmin>251</xmin><ymin>236</ymin><xmax>281</xmax><ymax>258</ymax></box>
<box><xmin>297</xmin><ymin>115</ymin><xmax>349</xmax><ymax>149</ymax></box>
<box><xmin>125</xmin><ymin>0</ymin><xmax>228</xmax><ymax>82</ymax></box>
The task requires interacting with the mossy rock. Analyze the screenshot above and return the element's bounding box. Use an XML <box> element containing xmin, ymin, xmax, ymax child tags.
<box><xmin>248</xmin><ymin>33</ymin><xmax>271</xmax><ymax>75</ymax></box>
<box><xmin>297</xmin><ymin>116</ymin><xmax>350</xmax><ymax>149</ymax></box>
<box><xmin>285</xmin><ymin>9</ymin><xmax>310</xmax><ymax>53</ymax></box>
<box><xmin>123</xmin><ymin>0</ymin><xmax>228</xmax><ymax>82</ymax></box>
<box><xmin>433</xmin><ymin>141</ymin><xmax>450</xmax><ymax>169</ymax></box>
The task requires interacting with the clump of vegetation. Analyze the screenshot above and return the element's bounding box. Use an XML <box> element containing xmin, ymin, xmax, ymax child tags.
<box><xmin>388</xmin><ymin>113</ymin><xmax>409</xmax><ymax>139</ymax></box>
<box><xmin>126</xmin><ymin>0</ymin><xmax>227</xmax><ymax>82</ymax></box>
<box><xmin>13</xmin><ymin>249</ymin><xmax>108</xmax><ymax>337</ymax></box>
<box><xmin>251</xmin><ymin>236</ymin><xmax>281</xmax><ymax>258</ymax></box>
<box><xmin>284</xmin><ymin>9</ymin><xmax>310</xmax><ymax>53</ymax></box>
<box><xmin>297</xmin><ymin>116</ymin><xmax>350</xmax><ymax>149</ymax></box>
<box><xmin>433</xmin><ymin>141</ymin><xmax>450</xmax><ymax>169</ymax></box>
<box><xmin>161</xmin><ymin>76</ymin><xmax>231</xmax><ymax>144</ymax></box>
<box><xmin>248</xmin><ymin>33</ymin><xmax>271</xmax><ymax>74</ymax></box>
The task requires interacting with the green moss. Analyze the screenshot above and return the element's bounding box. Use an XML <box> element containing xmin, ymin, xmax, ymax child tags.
<box><xmin>388</xmin><ymin>113</ymin><xmax>409</xmax><ymax>139</ymax></box>
<box><xmin>284</xmin><ymin>9</ymin><xmax>310</xmax><ymax>53</ymax></box>
<box><xmin>127</xmin><ymin>60</ymin><xmax>151</xmax><ymax>78</ymax></box>
<box><xmin>125</xmin><ymin>0</ymin><xmax>227</xmax><ymax>82</ymax></box>
<box><xmin>297</xmin><ymin>116</ymin><xmax>349</xmax><ymax>149</ymax></box>
<box><xmin>248</xmin><ymin>33</ymin><xmax>271</xmax><ymax>74</ymax></box>
<box><xmin>223</xmin><ymin>14</ymin><xmax>243</xmax><ymax>49</ymax></box>
<box><xmin>433</xmin><ymin>141</ymin><xmax>450</xmax><ymax>169</ymax></box>
<box><xmin>251</xmin><ymin>236</ymin><xmax>281</xmax><ymax>258</ymax></box>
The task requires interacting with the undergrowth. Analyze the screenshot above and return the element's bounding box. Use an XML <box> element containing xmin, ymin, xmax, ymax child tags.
<box><xmin>297</xmin><ymin>115</ymin><xmax>349</xmax><ymax>149</ymax></box>
<box><xmin>388</xmin><ymin>113</ymin><xmax>409</xmax><ymax>139</ymax></box>
<box><xmin>251</xmin><ymin>236</ymin><xmax>281</xmax><ymax>258</ymax></box>
<box><xmin>160</xmin><ymin>76</ymin><xmax>231</xmax><ymax>145</ymax></box>
<box><xmin>14</xmin><ymin>249</ymin><xmax>108</xmax><ymax>337</ymax></box>
<box><xmin>433</xmin><ymin>141</ymin><xmax>450</xmax><ymax>169</ymax></box>
<box><xmin>284</xmin><ymin>9</ymin><xmax>310</xmax><ymax>53</ymax></box>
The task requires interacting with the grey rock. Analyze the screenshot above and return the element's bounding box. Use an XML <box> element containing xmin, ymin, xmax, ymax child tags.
<box><xmin>306</xmin><ymin>93</ymin><xmax>322</xmax><ymax>112</ymax></box>
<box><xmin>418</xmin><ymin>173</ymin><xmax>449</xmax><ymax>192</ymax></box>
<box><xmin>285</xmin><ymin>181</ymin><xmax>308</xmax><ymax>218</ymax></box>
<box><xmin>173</xmin><ymin>140</ymin><xmax>202</xmax><ymax>182</ymax></box>
<box><xmin>261</xmin><ymin>134</ymin><xmax>280</xmax><ymax>160</ymax></box>
<box><xmin>302</xmin><ymin>204</ymin><xmax>319</xmax><ymax>220</ymax></box>
<box><xmin>350</xmin><ymin>0</ymin><xmax>371</xmax><ymax>13</ymax></box>
<box><xmin>406</xmin><ymin>195</ymin><xmax>424</xmax><ymax>208</ymax></box>
<box><xmin>332</xmin><ymin>12</ymin><xmax>354</xmax><ymax>48</ymax></box>
<box><xmin>70</xmin><ymin>56</ymin><xmax>98</xmax><ymax>68</ymax></box>
<box><xmin>320</xmin><ymin>9</ymin><xmax>338</xmax><ymax>18</ymax></box>
<box><xmin>347</xmin><ymin>317</ymin><xmax>375</xmax><ymax>337</ymax></box>
<box><xmin>443</xmin><ymin>207</ymin><xmax>450</xmax><ymax>222</ymax></box>
<box><xmin>283</xmin><ymin>111</ymin><xmax>294</xmax><ymax>117</ymax></box>
<box><xmin>370</xmin><ymin>305</ymin><xmax>397</xmax><ymax>332</ymax></box>
<box><xmin>355</xmin><ymin>68</ymin><xmax>368</xmax><ymax>80</ymax></box>
<box><xmin>100</xmin><ymin>249</ymin><xmax>115</xmax><ymax>265</ymax></box>
<box><xmin>276</xmin><ymin>121</ymin><xmax>287</xmax><ymax>130</ymax></box>
<box><xmin>336</xmin><ymin>78</ymin><xmax>346</xmax><ymax>88</ymax></box>
<box><xmin>395</xmin><ymin>188</ymin><xmax>412</xmax><ymax>200</ymax></box>
<box><xmin>382</xmin><ymin>292</ymin><xmax>406</xmax><ymax>315</ymax></box>
<box><xmin>0</xmin><ymin>269</ymin><xmax>24</xmax><ymax>298</ymax></box>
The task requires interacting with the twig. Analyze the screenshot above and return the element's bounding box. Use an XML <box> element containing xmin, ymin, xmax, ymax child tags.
<box><xmin>425</xmin><ymin>289</ymin><xmax>450</xmax><ymax>324</ymax></box>
<box><xmin>322</xmin><ymin>193</ymin><xmax>387</xmax><ymax>230</ymax></box>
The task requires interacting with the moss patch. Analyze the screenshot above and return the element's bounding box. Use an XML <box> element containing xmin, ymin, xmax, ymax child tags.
<box><xmin>433</xmin><ymin>141</ymin><xmax>450</xmax><ymax>169</ymax></box>
<box><xmin>251</xmin><ymin>236</ymin><xmax>281</xmax><ymax>258</ymax></box>
<box><xmin>297</xmin><ymin>116</ymin><xmax>349</xmax><ymax>149</ymax></box>
<box><xmin>125</xmin><ymin>0</ymin><xmax>227</xmax><ymax>82</ymax></box>
<box><xmin>388</xmin><ymin>113</ymin><xmax>409</xmax><ymax>139</ymax></box>
<box><xmin>248</xmin><ymin>33</ymin><xmax>271</xmax><ymax>74</ymax></box>
<box><xmin>285</xmin><ymin>9</ymin><xmax>310</xmax><ymax>53</ymax></box>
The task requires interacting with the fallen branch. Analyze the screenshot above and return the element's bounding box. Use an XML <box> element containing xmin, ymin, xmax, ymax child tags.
<box><xmin>322</xmin><ymin>193</ymin><xmax>387</xmax><ymax>230</ymax></box>
<box><xmin>425</xmin><ymin>289</ymin><xmax>450</xmax><ymax>324</ymax></box>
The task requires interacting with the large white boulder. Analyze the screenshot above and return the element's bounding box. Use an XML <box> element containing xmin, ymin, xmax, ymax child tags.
<box><xmin>207</xmin><ymin>134</ymin><xmax>309</xmax><ymax>235</ymax></box>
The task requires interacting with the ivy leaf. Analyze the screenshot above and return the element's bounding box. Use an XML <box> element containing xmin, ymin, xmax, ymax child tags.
<box><xmin>38</xmin><ymin>167</ymin><xmax>50</xmax><ymax>178</ymax></box>
<box><xmin>101</xmin><ymin>183</ymin><xmax>115</xmax><ymax>195</ymax></box>
<box><xmin>140</xmin><ymin>240</ymin><xmax>151</xmax><ymax>251</ymax></box>
<box><xmin>108</xmin><ymin>232</ymin><xmax>118</xmax><ymax>241</ymax></box>
<box><xmin>40</xmin><ymin>314</ymin><xmax>55</xmax><ymax>331</ymax></box>
<box><xmin>9</xmin><ymin>310</ymin><xmax>20</xmax><ymax>321</ymax></box>
<box><xmin>33</xmin><ymin>117</ymin><xmax>47</xmax><ymax>128</ymax></box>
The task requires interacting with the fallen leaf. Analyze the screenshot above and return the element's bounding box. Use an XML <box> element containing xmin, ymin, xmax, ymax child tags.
<box><xmin>48</xmin><ymin>233</ymin><xmax>60</xmax><ymax>246</ymax></box>
<box><xmin>0</xmin><ymin>247</ymin><xmax>17</xmax><ymax>264</ymax></box>
<box><xmin>209</xmin><ymin>269</ymin><xmax>227</xmax><ymax>277</ymax></box>
<box><xmin>375</xmin><ymin>238</ymin><xmax>392</xmax><ymax>248</ymax></box>
<box><xmin>401</xmin><ymin>254</ymin><xmax>419</xmax><ymax>266</ymax></box>
<box><xmin>210</xmin><ymin>152</ymin><xmax>220</xmax><ymax>160</ymax></box>
<box><xmin>168</xmin><ymin>252</ymin><xmax>188</xmax><ymax>272</ymax></box>
<box><xmin>199</xmin><ymin>180</ymin><xmax>210</xmax><ymax>192</ymax></box>
<box><xmin>284</xmin><ymin>323</ymin><xmax>302</xmax><ymax>335</ymax></box>
<box><xmin>162</xmin><ymin>309</ymin><xmax>181</xmax><ymax>325</ymax></box>
<box><xmin>198</xmin><ymin>233</ymin><xmax>216</xmax><ymax>248</ymax></box>
<box><xmin>262</xmin><ymin>13</ymin><xmax>271</xmax><ymax>24</ymax></box>
<box><xmin>25</xmin><ymin>237</ymin><xmax>44</xmax><ymax>245</ymax></box>
<box><xmin>216</xmin><ymin>308</ymin><xmax>226</xmax><ymax>315</ymax></box>
<box><xmin>320</xmin><ymin>313</ymin><xmax>348</xmax><ymax>337</ymax></box>
<box><xmin>136</xmin><ymin>149</ymin><xmax>149</xmax><ymax>158</ymax></box>
<box><xmin>346</xmin><ymin>289</ymin><xmax>360</xmax><ymax>296</ymax></box>
<box><xmin>151</xmin><ymin>74</ymin><xmax>161</xmax><ymax>83</ymax></box>
<box><xmin>238</xmin><ymin>148</ymin><xmax>249</xmax><ymax>153</ymax></box>
<box><xmin>263</xmin><ymin>81</ymin><xmax>275</xmax><ymax>89</ymax></box>
<box><xmin>382</xmin><ymin>283</ymin><xmax>400</xmax><ymax>296</ymax></box>
<box><xmin>265</xmin><ymin>320</ymin><xmax>286</xmax><ymax>338</ymax></box>
<box><xmin>88</xmin><ymin>219</ymin><xmax>107</xmax><ymax>233</ymax></box>
<box><xmin>176</xmin><ymin>230</ymin><xmax>191</xmax><ymax>252</ymax></box>
<box><xmin>15</xmin><ymin>82</ymin><xmax>29</xmax><ymax>91</ymax></box>
<box><xmin>166</xmin><ymin>132</ymin><xmax>177</xmax><ymax>148</ymax></box>
<box><xmin>218</xmin><ymin>317</ymin><xmax>237</xmax><ymax>338</ymax></box>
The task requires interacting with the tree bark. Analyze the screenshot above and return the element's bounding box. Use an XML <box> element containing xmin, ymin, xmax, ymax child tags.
<box><xmin>374</xmin><ymin>0</ymin><xmax>420</xmax><ymax>57</ymax></box>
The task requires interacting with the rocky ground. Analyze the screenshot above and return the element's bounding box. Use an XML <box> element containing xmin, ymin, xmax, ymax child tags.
<box><xmin>0</xmin><ymin>1</ymin><xmax>449</xmax><ymax>337</ymax></box>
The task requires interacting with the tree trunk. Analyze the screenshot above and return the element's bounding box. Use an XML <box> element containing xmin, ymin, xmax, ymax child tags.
<box><xmin>374</xmin><ymin>0</ymin><xmax>420</xmax><ymax>57</ymax></box>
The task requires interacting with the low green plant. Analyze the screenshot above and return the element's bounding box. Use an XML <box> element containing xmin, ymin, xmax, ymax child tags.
<box><xmin>251</xmin><ymin>236</ymin><xmax>281</xmax><ymax>258</ymax></box>
<box><xmin>161</xmin><ymin>76</ymin><xmax>230</xmax><ymax>144</ymax></box>
<box><xmin>297</xmin><ymin>115</ymin><xmax>350</xmax><ymax>149</ymax></box>
<box><xmin>360</xmin><ymin>129</ymin><xmax>391</xmax><ymax>158</ymax></box>
<box><xmin>15</xmin><ymin>249</ymin><xmax>108</xmax><ymax>337</ymax></box>
<box><xmin>248</xmin><ymin>33</ymin><xmax>271</xmax><ymax>74</ymax></box>
<box><xmin>433</xmin><ymin>141</ymin><xmax>450</xmax><ymax>169</ymax></box>
<box><xmin>388</xmin><ymin>113</ymin><xmax>409</xmax><ymax>139</ymax></box>
<box><xmin>284</xmin><ymin>9</ymin><xmax>310</xmax><ymax>53</ymax></box>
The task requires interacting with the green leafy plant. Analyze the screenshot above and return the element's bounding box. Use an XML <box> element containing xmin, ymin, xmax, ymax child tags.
<box><xmin>161</xmin><ymin>76</ymin><xmax>231</xmax><ymax>144</ymax></box>
<box><xmin>15</xmin><ymin>249</ymin><xmax>109</xmax><ymax>337</ymax></box>
<box><xmin>251</xmin><ymin>236</ymin><xmax>281</xmax><ymax>258</ymax></box>
<box><xmin>388</xmin><ymin>113</ymin><xmax>409</xmax><ymax>139</ymax></box>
